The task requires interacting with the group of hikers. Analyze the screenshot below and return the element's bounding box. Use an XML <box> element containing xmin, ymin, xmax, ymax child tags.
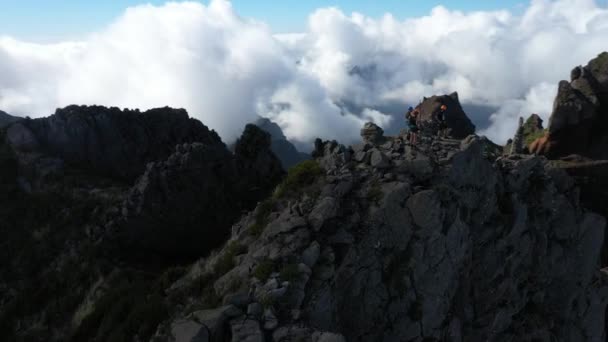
<box><xmin>405</xmin><ymin>104</ymin><xmax>448</xmax><ymax>145</ymax></box>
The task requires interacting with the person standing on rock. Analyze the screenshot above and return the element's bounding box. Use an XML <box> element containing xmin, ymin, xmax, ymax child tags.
<box><xmin>406</xmin><ymin>107</ymin><xmax>419</xmax><ymax>145</ymax></box>
<box><xmin>436</xmin><ymin>104</ymin><xmax>448</xmax><ymax>138</ymax></box>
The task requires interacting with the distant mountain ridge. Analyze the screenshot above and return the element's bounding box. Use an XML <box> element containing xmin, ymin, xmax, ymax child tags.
<box><xmin>254</xmin><ymin>117</ymin><xmax>310</xmax><ymax>169</ymax></box>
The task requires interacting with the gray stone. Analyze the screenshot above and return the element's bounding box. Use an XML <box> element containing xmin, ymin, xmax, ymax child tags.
<box><xmin>395</xmin><ymin>154</ymin><xmax>434</xmax><ymax>180</ymax></box>
<box><xmin>309</xmin><ymin>197</ymin><xmax>339</xmax><ymax>231</ymax></box>
<box><xmin>302</xmin><ymin>241</ymin><xmax>321</xmax><ymax>268</ymax></box>
<box><xmin>354</xmin><ymin>150</ymin><xmax>370</xmax><ymax>163</ymax></box>
<box><xmin>351</xmin><ymin>142</ymin><xmax>371</xmax><ymax>154</ymax></box>
<box><xmin>247</xmin><ymin>303</ymin><xmax>263</xmax><ymax>319</ymax></box>
<box><xmin>223</xmin><ymin>292</ymin><xmax>251</xmax><ymax>307</ymax></box>
<box><xmin>263</xmin><ymin>209</ymin><xmax>308</xmax><ymax>237</ymax></box>
<box><xmin>272</xmin><ymin>326</ymin><xmax>312</xmax><ymax>342</ymax></box>
<box><xmin>180</xmin><ymin>305</ymin><xmax>243</xmax><ymax>342</ymax></box>
<box><xmin>370</xmin><ymin>149</ymin><xmax>390</xmax><ymax>169</ymax></box>
<box><xmin>230</xmin><ymin>319</ymin><xmax>264</xmax><ymax>342</ymax></box>
<box><xmin>263</xmin><ymin>278</ymin><xmax>279</xmax><ymax>292</ymax></box>
<box><xmin>312</xmin><ymin>331</ymin><xmax>347</xmax><ymax>342</ymax></box>
<box><xmin>171</xmin><ymin>319</ymin><xmax>209</xmax><ymax>342</ymax></box>
<box><xmin>263</xmin><ymin>309</ymin><xmax>279</xmax><ymax>330</ymax></box>
<box><xmin>406</xmin><ymin>190</ymin><xmax>442</xmax><ymax>231</ymax></box>
<box><xmin>267</xmin><ymin>287</ymin><xmax>288</xmax><ymax>300</ymax></box>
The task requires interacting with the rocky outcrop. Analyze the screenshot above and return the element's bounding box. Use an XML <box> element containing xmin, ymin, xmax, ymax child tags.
<box><xmin>254</xmin><ymin>118</ymin><xmax>310</xmax><ymax>169</ymax></box>
<box><xmin>530</xmin><ymin>52</ymin><xmax>608</xmax><ymax>158</ymax></box>
<box><xmin>360</xmin><ymin>122</ymin><xmax>385</xmax><ymax>144</ymax></box>
<box><xmin>157</xmin><ymin>127</ymin><xmax>608</xmax><ymax>341</ymax></box>
<box><xmin>415</xmin><ymin>92</ymin><xmax>476</xmax><ymax>138</ymax></box>
<box><xmin>5</xmin><ymin>105</ymin><xmax>222</xmax><ymax>181</ymax></box>
<box><xmin>117</xmin><ymin>124</ymin><xmax>284</xmax><ymax>259</ymax></box>
<box><xmin>506</xmin><ymin>114</ymin><xmax>546</xmax><ymax>155</ymax></box>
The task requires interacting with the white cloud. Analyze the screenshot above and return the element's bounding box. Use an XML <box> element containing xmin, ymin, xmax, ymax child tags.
<box><xmin>479</xmin><ymin>82</ymin><xmax>556</xmax><ymax>143</ymax></box>
<box><xmin>0</xmin><ymin>0</ymin><xmax>607</xmax><ymax>146</ymax></box>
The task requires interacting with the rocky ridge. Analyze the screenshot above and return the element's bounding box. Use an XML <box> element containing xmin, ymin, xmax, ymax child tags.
<box><xmin>6</xmin><ymin>105</ymin><xmax>223</xmax><ymax>181</ymax></box>
<box><xmin>160</xmin><ymin>124</ymin><xmax>608</xmax><ymax>341</ymax></box>
<box><xmin>0</xmin><ymin>108</ymin><xmax>285</xmax><ymax>341</ymax></box>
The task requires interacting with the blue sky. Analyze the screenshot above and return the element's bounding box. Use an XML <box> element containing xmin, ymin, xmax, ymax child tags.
<box><xmin>0</xmin><ymin>0</ymin><xmax>526</xmax><ymax>41</ymax></box>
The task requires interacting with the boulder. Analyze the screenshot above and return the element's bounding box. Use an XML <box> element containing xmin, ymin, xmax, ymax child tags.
<box><xmin>229</xmin><ymin>319</ymin><xmax>264</xmax><ymax>342</ymax></box>
<box><xmin>369</xmin><ymin>149</ymin><xmax>390</xmax><ymax>169</ymax></box>
<box><xmin>171</xmin><ymin>305</ymin><xmax>243</xmax><ymax>342</ymax></box>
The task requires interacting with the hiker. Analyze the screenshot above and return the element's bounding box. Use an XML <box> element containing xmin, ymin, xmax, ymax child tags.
<box><xmin>406</xmin><ymin>107</ymin><xmax>419</xmax><ymax>145</ymax></box>
<box><xmin>436</xmin><ymin>104</ymin><xmax>448</xmax><ymax>138</ymax></box>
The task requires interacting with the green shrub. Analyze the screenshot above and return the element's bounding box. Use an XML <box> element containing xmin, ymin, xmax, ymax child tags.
<box><xmin>274</xmin><ymin>160</ymin><xmax>324</xmax><ymax>199</ymax></box>
<box><xmin>253</xmin><ymin>259</ymin><xmax>275</xmax><ymax>282</ymax></box>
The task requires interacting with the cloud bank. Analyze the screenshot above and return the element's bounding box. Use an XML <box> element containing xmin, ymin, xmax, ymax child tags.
<box><xmin>1</xmin><ymin>0</ymin><xmax>607</xmax><ymax>146</ymax></box>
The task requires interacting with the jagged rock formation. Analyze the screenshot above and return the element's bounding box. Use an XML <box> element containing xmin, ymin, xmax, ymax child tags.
<box><xmin>505</xmin><ymin>114</ymin><xmax>545</xmax><ymax>156</ymax></box>
<box><xmin>5</xmin><ymin>105</ymin><xmax>222</xmax><ymax>181</ymax></box>
<box><xmin>524</xmin><ymin>114</ymin><xmax>544</xmax><ymax>136</ymax></box>
<box><xmin>254</xmin><ymin>118</ymin><xmax>310</xmax><ymax>169</ymax></box>
<box><xmin>530</xmin><ymin>52</ymin><xmax>608</xmax><ymax>158</ymax></box>
<box><xmin>509</xmin><ymin>117</ymin><xmax>525</xmax><ymax>155</ymax></box>
<box><xmin>234</xmin><ymin>124</ymin><xmax>287</xmax><ymax>206</ymax></box>
<box><xmin>415</xmin><ymin>92</ymin><xmax>476</xmax><ymax>139</ymax></box>
<box><xmin>114</xmin><ymin>124</ymin><xmax>284</xmax><ymax>260</ymax></box>
<box><xmin>158</xmin><ymin>127</ymin><xmax>608</xmax><ymax>341</ymax></box>
<box><xmin>0</xmin><ymin>110</ymin><xmax>20</xmax><ymax>128</ymax></box>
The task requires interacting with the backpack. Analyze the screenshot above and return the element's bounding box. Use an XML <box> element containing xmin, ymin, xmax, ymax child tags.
<box><xmin>408</xmin><ymin>111</ymin><xmax>418</xmax><ymax>125</ymax></box>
